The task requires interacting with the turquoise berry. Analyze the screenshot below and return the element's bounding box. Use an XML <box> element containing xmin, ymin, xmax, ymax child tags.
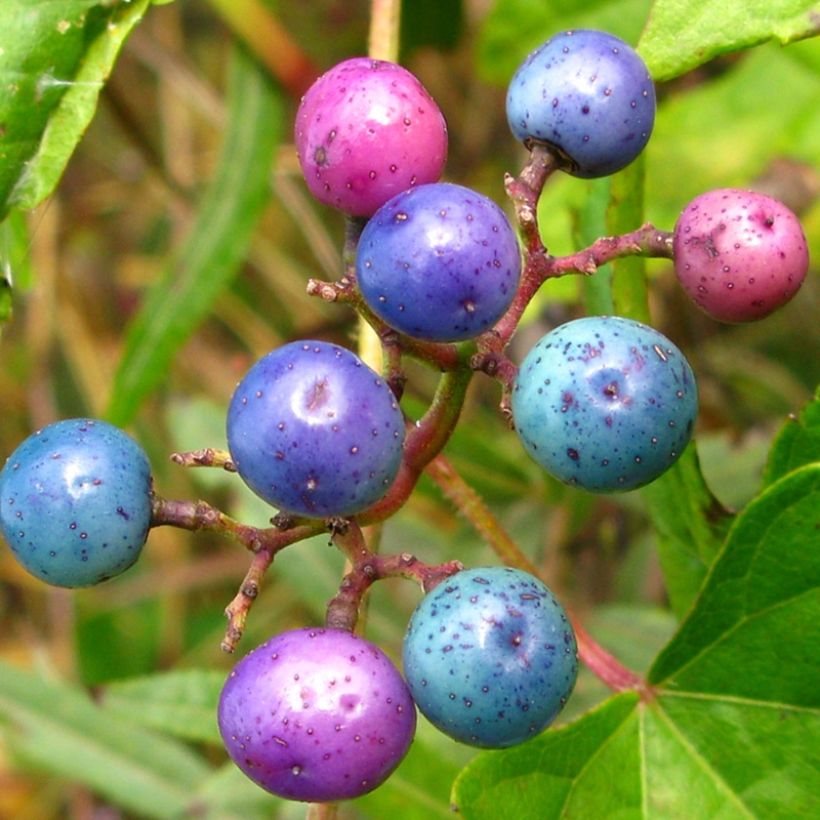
<box><xmin>0</xmin><ymin>419</ymin><xmax>152</xmax><ymax>587</ymax></box>
<box><xmin>402</xmin><ymin>566</ymin><xmax>578</xmax><ymax>748</ymax></box>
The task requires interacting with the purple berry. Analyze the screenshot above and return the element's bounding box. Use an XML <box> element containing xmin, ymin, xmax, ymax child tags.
<box><xmin>511</xmin><ymin>316</ymin><xmax>697</xmax><ymax>492</ymax></box>
<box><xmin>673</xmin><ymin>188</ymin><xmax>809</xmax><ymax>323</ymax></box>
<box><xmin>506</xmin><ymin>29</ymin><xmax>655</xmax><ymax>178</ymax></box>
<box><xmin>226</xmin><ymin>341</ymin><xmax>405</xmax><ymax>519</ymax></box>
<box><xmin>218</xmin><ymin>627</ymin><xmax>416</xmax><ymax>802</ymax></box>
<box><xmin>0</xmin><ymin>419</ymin><xmax>152</xmax><ymax>587</ymax></box>
<box><xmin>355</xmin><ymin>182</ymin><xmax>521</xmax><ymax>342</ymax></box>
<box><xmin>295</xmin><ymin>57</ymin><xmax>448</xmax><ymax>217</ymax></box>
<box><xmin>402</xmin><ymin>566</ymin><xmax>578</xmax><ymax>748</ymax></box>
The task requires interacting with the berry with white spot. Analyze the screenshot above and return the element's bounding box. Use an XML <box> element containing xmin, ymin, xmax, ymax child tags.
<box><xmin>226</xmin><ymin>341</ymin><xmax>405</xmax><ymax>518</ymax></box>
<box><xmin>402</xmin><ymin>566</ymin><xmax>577</xmax><ymax>748</ymax></box>
<box><xmin>218</xmin><ymin>627</ymin><xmax>416</xmax><ymax>802</ymax></box>
<box><xmin>295</xmin><ymin>57</ymin><xmax>448</xmax><ymax>217</ymax></box>
<box><xmin>512</xmin><ymin>316</ymin><xmax>697</xmax><ymax>492</ymax></box>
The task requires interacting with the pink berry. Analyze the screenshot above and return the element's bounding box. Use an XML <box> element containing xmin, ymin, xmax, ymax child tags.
<box><xmin>295</xmin><ymin>57</ymin><xmax>448</xmax><ymax>217</ymax></box>
<box><xmin>672</xmin><ymin>188</ymin><xmax>809</xmax><ymax>323</ymax></box>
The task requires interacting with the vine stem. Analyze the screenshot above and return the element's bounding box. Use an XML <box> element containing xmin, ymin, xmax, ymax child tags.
<box><xmin>425</xmin><ymin>454</ymin><xmax>651</xmax><ymax>697</ymax></box>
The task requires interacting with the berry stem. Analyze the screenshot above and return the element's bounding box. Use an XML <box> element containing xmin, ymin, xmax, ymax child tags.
<box><xmin>325</xmin><ymin>551</ymin><xmax>464</xmax><ymax>631</ymax></box>
<box><xmin>357</xmin><ymin>365</ymin><xmax>473</xmax><ymax>524</ymax></box>
<box><xmin>170</xmin><ymin>447</ymin><xmax>236</xmax><ymax>471</ymax></box>
<box><xmin>368</xmin><ymin>0</ymin><xmax>402</xmax><ymax>63</ymax></box>
<box><xmin>222</xmin><ymin>545</ymin><xmax>274</xmax><ymax>652</ymax></box>
<box><xmin>425</xmin><ymin>453</ymin><xmax>650</xmax><ymax>697</ymax></box>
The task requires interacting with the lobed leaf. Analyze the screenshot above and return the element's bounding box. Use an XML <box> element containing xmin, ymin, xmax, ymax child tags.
<box><xmin>454</xmin><ymin>465</ymin><xmax>820</xmax><ymax>817</ymax></box>
<box><xmin>763</xmin><ymin>385</ymin><xmax>820</xmax><ymax>486</ymax></box>
<box><xmin>638</xmin><ymin>0</ymin><xmax>820</xmax><ymax>81</ymax></box>
<box><xmin>0</xmin><ymin>0</ymin><xmax>152</xmax><ymax>221</ymax></box>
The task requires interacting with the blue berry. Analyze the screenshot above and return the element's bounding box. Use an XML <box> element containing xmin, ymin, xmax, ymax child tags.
<box><xmin>506</xmin><ymin>30</ymin><xmax>656</xmax><ymax>178</ymax></box>
<box><xmin>356</xmin><ymin>182</ymin><xmax>521</xmax><ymax>342</ymax></box>
<box><xmin>219</xmin><ymin>627</ymin><xmax>416</xmax><ymax>802</ymax></box>
<box><xmin>0</xmin><ymin>419</ymin><xmax>152</xmax><ymax>587</ymax></box>
<box><xmin>402</xmin><ymin>566</ymin><xmax>578</xmax><ymax>748</ymax></box>
<box><xmin>226</xmin><ymin>341</ymin><xmax>405</xmax><ymax>518</ymax></box>
<box><xmin>512</xmin><ymin>316</ymin><xmax>697</xmax><ymax>492</ymax></box>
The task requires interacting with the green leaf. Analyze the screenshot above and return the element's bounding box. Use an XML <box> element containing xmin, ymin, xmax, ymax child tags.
<box><xmin>106</xmin><ymin>44</ymin><xmax>281</xmax><ymax>425</ymax></box>
<box><xmin>649</xmin><ymin>464</ymin><xmax>820</xmax><ymax>703</ymax></box>
<box><xmin>454</xmin><ymin>465</ymin><xmax>820</xmax><ymax>817</ymax></box>
<box><xmin>0</xmin><ymin>0</ymin><xmax>152</xmax><ymax>220</ymax></box>
<box><xmin>452</xmin><ymin>693</ymin><xmax>643</xmax><ymax>818</ymax></box>
<box><xmin>640</xmin><ymin>443</ymin><xmax>734</xmax><ymax>619</ymax></box>
<box><xmin>638</xmin><ymin>0</ymin><xmax>820</xmax><ymax>81</ymax></box>
<box><xmin>0</xmin><ymin>660</ymin><xmax>212</xmax><ymax>819</ymax></box>
<box><xmin>608</xmin><ymin>154</ymin><xmax>650</xmax><ymax>325</ymax></box>
<box><xmin>477</xmin><ymin>0</ymin><xmax>653</xmax><ymax>85</ymax></box>
<box><xmin>763</xmin><ymin>385</ymin><xmax>820</xmax><ymax>486</ymax></box>
<box><xmin>100</xmin><ymin>668</ymin><xmax>226</xmax><ymax>745</ymax></box>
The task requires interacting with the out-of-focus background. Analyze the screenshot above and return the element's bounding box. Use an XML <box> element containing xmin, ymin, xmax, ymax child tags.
<box><xmin>0</xmin><ymin>1</ymin><xmax>817</xmax><ymax>817</ymax></box>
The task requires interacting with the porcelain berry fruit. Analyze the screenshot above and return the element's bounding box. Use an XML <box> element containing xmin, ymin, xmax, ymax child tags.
<box><xmin>402</xmin><ymin>566</ymin><xmax>578</xmax><ymax>748</ymax></box>
<box><xmin>355</xmin><ymin>182</ymin><xmax>521</xmax><ymax>341</ymax></box>
<box><xmin>506</xmin><ymin>29</ymin><xmax>655</xmax><ymax>178</ymax></box>
<box><xmin>672</xmin><ymin>188</ymin><xmax>809</xmax><ymax>323</ymax></box>
<box><xmin>218</xmin><ymin>627</ymin><xmax>416</xmax><ymax>802</ymax></box>
<box><xmin>295</xmin><ymin>57</ymin><xmax>448</xmax><ymax>217</ymax></box>
<box><xmin>512</xmin><ymin>316</ymin><xmax>697</xmax><ymax>492</ymax></box>
<box><xmin>0</xmin><ymin>418</ymin><xmax>152</xmax><ymax>587</ymax></box>
<box><xmin>226</xmin><ymin>341</ymin><xmax>405</xmax><ymax>518</ymax></box>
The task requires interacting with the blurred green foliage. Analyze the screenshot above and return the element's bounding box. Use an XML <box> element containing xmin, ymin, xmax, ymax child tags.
<box><xmin>0</xmin><ymin>0</ymin><xmax>817</xmax><ymax>817</ymax></box>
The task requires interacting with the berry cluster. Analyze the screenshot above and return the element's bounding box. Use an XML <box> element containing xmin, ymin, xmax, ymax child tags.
<box><xmin>0</xmin><ymin>27</ymin><xmax>810</xmax><ymax>809</ymax></box>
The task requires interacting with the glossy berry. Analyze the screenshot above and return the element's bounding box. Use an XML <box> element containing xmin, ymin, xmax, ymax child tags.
<box><xmin>673</xmin><ymin>188</ymin><xmax>809</xmax><ymax>323</ymax></box>
<box><xmin>295</xmin><ymin>57</ymin><xmax>448</xmax><ymax>217</ymax></box>
<box><xmin>506</xmin><ymin>29</ymin><xmax>655</xmax><ymax>178</ymax></box>
<box><xmin>226</xmin><ymin>341</ymin><xmax>405</xmax><ymax>518</ymax></box>
<box><xmin>402</xmin><ymin>566</ymin><xmax>577</xmax><ymax>748</ymax></box>
<box><xmin>355</xmin><ymin>182</ymin><xmax>521</xmax><ymax>342</ymax></box>
<box><xmin>218</xmin><ymin>627</ymin><xmax>416</xmax><ymax>802</ymax></box>
<box><xmin>0</xmin><ymin>419</ymin><xmax>152</xmax><ymax>587</ymax></box>
<box><xmin>512</xmin><ymin>316</ymin><xmax>697</xmax><ymax>492</ymax></box>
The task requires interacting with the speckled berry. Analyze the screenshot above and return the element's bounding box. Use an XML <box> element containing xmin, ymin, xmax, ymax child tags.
<box><xmin>218</xmin><ymin>627</ymin><xmax>416</xmax><ymax>802</ymax></box>
<box><xmin>402</xmin><ymin>566</ymin><xmax>577</xmax><ymax>748</ymax></box>
<box><xmin>506</xmin><ymin>29</ymin><xmax>655</xmax><ymax>178</ymax></box>
<box><xmin>0</xmin><ymin>419</ymin><xmax>152</xmax><ymax>587</ymax></box>
<box><xmin>673</xmin><ymin>188</ymin><xmax>809</xmax><ymax>323</ymax></box>
<box><xmin>226</xmin><ymin>341</ymin><xmax>405</xmax><ymax>518</ymax></box>
<box><xmin>295</xmin><ymin>57</ymin><xmax>448</xmax><ymax>217</ymax></box>
<box><xmin>512</xmin><ymin>316</ymin><xmax>697</xmax><ymax>492</ymax></box>
<box><xmin>355</xmin><ymin>182</ymin><xmax>521</xmax><ymax>342</ymax></box>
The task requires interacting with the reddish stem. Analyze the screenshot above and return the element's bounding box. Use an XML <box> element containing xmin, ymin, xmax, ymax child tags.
<box><xmin>426</xmin><ymin>453</ymin><xmax>650</xmax><ymax>697</ymax></box>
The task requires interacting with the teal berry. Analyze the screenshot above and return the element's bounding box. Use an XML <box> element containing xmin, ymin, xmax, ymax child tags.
<box><xmin>0</xmin><ymin>419</ymin><xmax>152</xmax><ymax>587</ymax></box>
<box><xmin>402</xmin><ymin>566</ymin><xmax>578</xmax><ymax>748</ymax></box>
<box><xmin>512</xmin><ymin>316</ymin><xmax>697</xmax><ymax>492</ymax></box>
<box><xmin>506</xmin><ymin>29</ymin><xmax>655</xmax><ymax>178</ymax></box>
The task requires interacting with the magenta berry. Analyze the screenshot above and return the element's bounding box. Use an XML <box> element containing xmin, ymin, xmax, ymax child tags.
<box><xmin>218</xmin><ymin>627</ymin><xmax>416</xmax><ymax>802</ymax></box>
<box><xmin>226</xmin><ymin>341</ymin><xmax>405</xmax><ymax>519</ymax></box>
<box><xmin>506</xmin><ymin>29</ymin><xmax>655</xmax><ymax>178</ymax></box>
<box><xmin>672</xmin><ymin>188</ymin><xmax>809</xmax><ymax>323</ymax></box>
<box><xmin>295</xmin><ymin>57</ymin><xmax>448</xmax><ymax>217</ymax></box>
<box><xmin>355</xmin><ymin>182</ymin><xmax>522</xmax><ymax>342</ymax></box>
